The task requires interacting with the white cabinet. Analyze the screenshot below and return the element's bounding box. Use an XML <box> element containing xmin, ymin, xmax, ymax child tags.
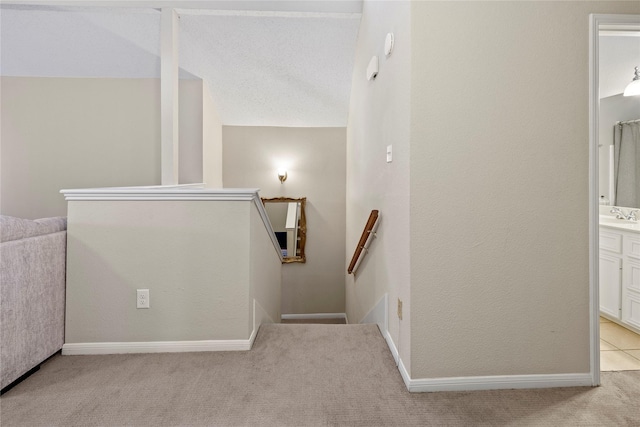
<box><xmin>599</xmin><ymin>252</ymin><xmax>622</xmax><ymax>319</ymax></box>
<box><xmin>622</xmin><ymin>233</ymin><xmax>640</xmax><ymax>330</ymax></box>
<box><xmin>600</xmin><ymin>227</ymin><xmax>640</xmax><ymax>334</ymax></box>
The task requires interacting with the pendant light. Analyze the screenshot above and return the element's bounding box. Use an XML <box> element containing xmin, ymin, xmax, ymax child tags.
<box><xmin>623</xmin><ymin>66</ymin><xmax>640</xmax><ymax>96</ymax></box>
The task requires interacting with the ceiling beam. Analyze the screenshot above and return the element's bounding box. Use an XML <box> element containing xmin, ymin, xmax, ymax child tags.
<box><xmin>160</xmin><ymin>7</ymin><xmax>179</xmax><ymax>185</ymax></box>
<box><xmin>0</xmin><ymin>0</ymin><xmax>363</xmax><ymax>14</ymax></box>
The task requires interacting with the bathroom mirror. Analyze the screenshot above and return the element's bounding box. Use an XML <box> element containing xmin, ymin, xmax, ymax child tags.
<box><xmin>262</xmin><ymin>197</ymin><xmax>306</xmax><ymax>263</ymax></box>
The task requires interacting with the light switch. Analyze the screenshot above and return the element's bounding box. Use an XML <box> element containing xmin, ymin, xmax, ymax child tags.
<box><xmin>386</xmin><ymin>145</ymin><xmax>392</xmax><ymax>163</ymax></box>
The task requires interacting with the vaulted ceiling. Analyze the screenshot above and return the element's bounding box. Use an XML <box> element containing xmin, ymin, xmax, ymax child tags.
<box><xmin>0</xmin><ymin>2</ymin><xmax>362</xmax><ymax>127</ymax></box>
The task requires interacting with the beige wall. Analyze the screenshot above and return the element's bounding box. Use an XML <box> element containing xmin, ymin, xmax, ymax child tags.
<box><xmin>250</xmin><ymin>201</ymin><xmax>282</xmax><ymax>327</ymax></box>
<box><xmin>345</xmin><ymin>0</ymin><xmax>411</xmax><ymax>368</ymax></box>
<box><xmin>179</xmin><ymin>80</ymin><xmax>204</xmax><ymax>184</ymax></box>
<box><xmin>1</xmin><ymin>77</ymin><xmax>160</xmax><ymax>219</ymax></box>
<box><xmin>65</xmin><ymin>199</ymin><xmax>262</xmax><ymax>343</ymax></box>
<box><xmin>1</xmin><ymin>77</ymin><xmax>218</xmax><ymax>219</ymax></box>
<box><xmin>223</xmin><ymin>126</ymin><xmax>346</xmax><ymax>315</ymax></box>
<box><xmin>202</xmin><ymin>81</ymin><xmax>223</xmax><ymax>188</ymax></box>
<box><xmin>409</xmin><ymin>1</ymin><xmax>639</xmax><ymax>379</ymax></box>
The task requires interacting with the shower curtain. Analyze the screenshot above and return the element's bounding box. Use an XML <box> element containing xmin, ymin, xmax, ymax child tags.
<box><xmin>613</xmin><ymin>119</ymin><xmax>640</xmax><ymax>208</ymax></box>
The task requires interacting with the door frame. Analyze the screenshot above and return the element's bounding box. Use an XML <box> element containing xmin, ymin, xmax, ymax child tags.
<box><xmin>588</xmin><ymin>13</ymin><xmax>640</xmax><ymax>387</ymax></box>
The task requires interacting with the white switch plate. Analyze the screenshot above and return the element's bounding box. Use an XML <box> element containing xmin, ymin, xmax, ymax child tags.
<box><xmin>137</xmin><ymin>289</ymin><xmax>150</xmax><ymax>309</ymax></box>
<box><xmin>386</xmin><ymin>145</ymin><xmax>392</xmax><ymax>163</ymax></box>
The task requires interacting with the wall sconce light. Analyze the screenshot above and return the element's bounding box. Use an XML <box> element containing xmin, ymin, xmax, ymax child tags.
<box><xmin>277</xmin><ymin>169</ymin><xmax>288</xmax><ymax>183</ymax></box>
<box><xmin>623</xmin><ymin>66</ymin><xmax>640</xmax><ymax>97</ymax></box>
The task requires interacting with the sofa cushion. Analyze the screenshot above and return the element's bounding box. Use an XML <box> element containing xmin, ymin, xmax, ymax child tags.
<box><xmin>0</xmin><ymin>216</ymin><xmax>67</xmax><ymax>243</ymax></box>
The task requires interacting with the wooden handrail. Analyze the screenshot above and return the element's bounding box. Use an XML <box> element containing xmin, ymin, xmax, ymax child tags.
<box><xmin>348</xmin><ymin>210</ymin><xmax>379</xmax><ymax>274</ymax></box>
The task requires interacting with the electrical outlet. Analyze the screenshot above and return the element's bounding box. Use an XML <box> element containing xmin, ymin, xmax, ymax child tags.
<box><xmin>397</xmin><ymin>298</ymin><xmax>403</xmax><ymax>320</ymax></box>
<box><xmin>137</xmin><ymin>289</ymin><xmax>150</xmax><ymax>309</ymax></box>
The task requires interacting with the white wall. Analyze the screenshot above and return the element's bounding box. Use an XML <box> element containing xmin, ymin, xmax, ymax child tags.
<box><xmin>223</xmin><ymin>126</ymin><xmax>346</xmax><ymax>315</ymax></box>
<box><xmin>0</xmin><ymin>77</ymin><xmax>218</xmax><ymax>219</ymax></box>
<box><xmin>409</xmin><ymin>1</ymin><xmax>639</xmax><ymax>380</ymax></box>
<box><xmin>345</xmin><ymin>0</ymin><xmax>411</xmax><ymax>369</ymax></box>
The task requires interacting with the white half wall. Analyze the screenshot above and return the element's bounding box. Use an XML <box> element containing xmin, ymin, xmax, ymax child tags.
<box><xmin>65</xmin><ymin>199</ymin><xmax>253</xmax><ymax>344</ymax></box>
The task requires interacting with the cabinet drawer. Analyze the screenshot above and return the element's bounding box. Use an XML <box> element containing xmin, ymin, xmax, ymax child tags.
<box><xmin>600</xmin><ymin>230</ymin><xmax>623</xmax><ymax>254</ymax></box>
<box><xmin>625</xmin><ymin>234</ymin><xmax>640</xmax><ymax>260</ymax></box>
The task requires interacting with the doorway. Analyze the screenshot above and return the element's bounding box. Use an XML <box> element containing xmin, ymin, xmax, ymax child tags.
<box><xmin>590</xmin><ymin>14</ymin><xmax>640</xmax><ymax>384</ymax></box>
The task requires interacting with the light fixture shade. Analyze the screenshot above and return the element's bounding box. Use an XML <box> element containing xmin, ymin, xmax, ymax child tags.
<box><xmin>277</xmin><ymin>169</ymin><xmax>287</xmax><ymax>183</ymax></box>
<box><xmin>623</xmin><ymin>66</ymin><xmax>640</xmax><ymax>97</ymax></box>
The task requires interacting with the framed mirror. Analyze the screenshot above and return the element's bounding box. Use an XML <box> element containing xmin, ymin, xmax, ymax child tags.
<box><xmin>261</xmin><ymin>197</ymin><xmax>307</xmax><ymax>263</ymax></box>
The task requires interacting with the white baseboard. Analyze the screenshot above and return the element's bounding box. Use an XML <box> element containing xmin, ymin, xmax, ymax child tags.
<box><xmin>383</xmin><ymin>329</ymin><xmax>399</xmax><ymax>366</ymax></box>
<box><xmin>402</xmin><ymin>370</ymin><xmax>593</xmax><ymax>392</ymax></box>
<box><xmin>62</xmin><ymin>337</ymin><xmax>254</xmax><ymax>355</ymax></box>
<box><xmin>281</xmin><ymin>313</ymin><xmax>347</xmax><ymax>321</ymax></box>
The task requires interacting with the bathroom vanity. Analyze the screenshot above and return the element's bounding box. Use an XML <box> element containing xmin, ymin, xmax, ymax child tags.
<box><xmin>599</xmin><ymin>217</ymin><xmax>640</xmax><ymax>334</ymax></box>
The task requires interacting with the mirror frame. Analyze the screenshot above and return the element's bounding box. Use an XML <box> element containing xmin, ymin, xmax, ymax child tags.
<box><xmin>261</xmin><ymin>197</ymin><xmax>307</xmax><ymax>264</ymax></box>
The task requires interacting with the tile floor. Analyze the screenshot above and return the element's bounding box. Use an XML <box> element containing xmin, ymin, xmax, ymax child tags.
<box><xmin>600</xmin><ymin>317</ymin><xmax>640</xmax><ymax>371</ymax></box>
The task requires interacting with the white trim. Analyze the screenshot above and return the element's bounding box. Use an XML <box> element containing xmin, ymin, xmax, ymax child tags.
<box><xmin>398</xmin><ymin>358</ymin><xmax>411</xmax><ymax>389</ymax></box>
<box><xmin>62</xmin><ymin>339</ymin><xmax>253</xmax><ymax>355</ymax></box>
<box><xmin>60</xmin><ymin>185</ymin><xmax>260</xmax><ymax>201</ymax></box>
<box><xmin>1</xmin><ymin>1</ymin><xmax>364</xmax><ymax>14</ymax></box>
<box><xmin>383</xmin><ymin>329</ymin><xmax>399</xmax><ymax>366</ymax></box>
<box><xmin>248</xmin><ymin>328</ymin><xmax>258</xmax><ymax>349</ymax></box>
<box><xmin>176</xmin><ymin>9</ymin><xmax>361</xmax><ymax>19</ymax></box>
<box><xmin>402</xmin><ymin>373</ymin><xmax>593</xmax><ymax>393</ymax></box>
<box><xmin>588</xmin><ymin>13</ymin><xmax>640</xmax><ymax>388</ymax></box>
<box><xmin>281</xmin><ymin>313</ymin><xmax>347</xmax><ymax>321</ymax></box>
<box><xmin>589</xmin><ymin>12</ymin><xmax>601</xmax><ymax>389</ymax></box>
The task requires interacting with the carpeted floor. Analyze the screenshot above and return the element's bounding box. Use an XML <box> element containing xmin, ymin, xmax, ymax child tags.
<box><xmin>1</xmin><ymin>324</ymin><xmax>640</xmax><ymax>426</ymax></box>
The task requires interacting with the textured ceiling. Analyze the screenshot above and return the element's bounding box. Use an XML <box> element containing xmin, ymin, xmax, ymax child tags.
<box><xmin>179</xmin><ymin>12</ymin><xmax>360</xmax><ymax>126</ymax></box>
<box><xmin>0</xmin><ymin>4</ymin><xmax>361</xmax><ymax>127</ymax></box>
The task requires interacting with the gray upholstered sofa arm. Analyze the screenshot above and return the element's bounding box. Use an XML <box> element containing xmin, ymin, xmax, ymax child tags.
<box><xmin>1</xmin><ymin>215</ymin><xmax>67</xmax><ymax>390</ymax></box>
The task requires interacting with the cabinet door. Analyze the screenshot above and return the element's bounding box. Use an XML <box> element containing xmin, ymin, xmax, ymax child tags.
<box><xmin>622</xmin><ymin>259</ymin><xmax>640</xmax><ymax>329</ymax></box>
<box><xmin>600</xmin><ymin>252</ymin><xmax>622</xmax><ymax>319</ymax></box>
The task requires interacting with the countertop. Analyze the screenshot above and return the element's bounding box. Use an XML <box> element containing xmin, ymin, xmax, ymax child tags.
<box><xmin>599</xmin><ymin>215</ymin><xmax>640</xmax><ymax>233</ymax></box>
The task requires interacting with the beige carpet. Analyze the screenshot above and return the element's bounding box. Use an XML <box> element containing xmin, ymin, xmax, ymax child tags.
<box><xmin>1</xmin><ymin>324</ymin><xmax>640</xmax><ymax>426</ymax></box>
